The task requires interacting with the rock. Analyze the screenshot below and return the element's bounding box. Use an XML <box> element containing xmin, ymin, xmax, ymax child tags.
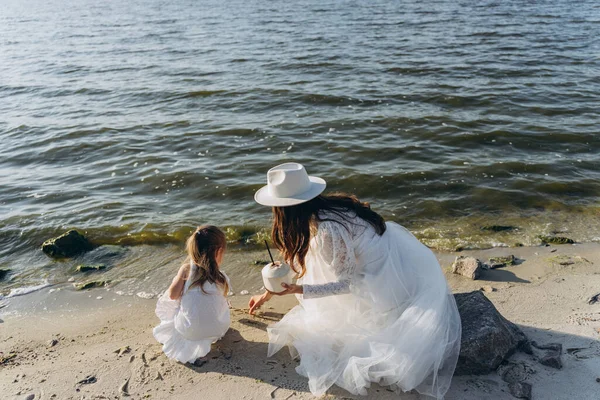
<box><xmin>454</xmin><ymin>291</ymin><xmax>529</xmax><ymax>375</ymax></box>
<box><xmin>481</xmin><ymin>285</ymin><xmax>495</xmax><ymax>293</ymax></box>
<box><xmin>0</xmin><ymin>268</ymin><xmax>11</xmax><ymax>281</ymax></box>
<box><xmin>42</xmin><ymin>230</ymin><xmax>93</xmax><ymax>258</ymax></box>
<box><xmin>73</xmin><ymin>280</ymin><xmax>109</xmax><ymax>290</ymax></box>
<box><xmin>481</xmin><ymin>225</ymin><xmax>516</xmax><ymax>232</ymax></box>
<box><xmin>452</xmin><ymin>256</ymin><xmax>482</xmax><ymax>280</ymax></box>
<box><xmin>155</xmin><ymin>371</ymin><xmax>163</xmax><ymax>380</ymax></box>
<box><xmin>488</xmin><ymin>255</ymin><xmax>516</xmax><ymax>269</ymax></box>
<box><xmin>596</xmin><ymin>377</ymin><xmax>600</xmax><ymax>383</ymax></box>
<box><xmin>47</xmin><ymin>339</ymin><xmax>59</xmax><ymax>348</ymax></box>
<box><xmin>25</xmin><ymin>394</ymin><xmax>35</xmax><ymax>400</ymax></box>
<box><xmin>497</xmin><ymin>361</ymin><xmax>536</xmax><ymax>384</ymax></box>
<box><xmin>76</xmin><ymin>264</ymin><xmax>106</xmax><ymax>273</ymax></box>
<box><xmin>538</xmin><ymin>235</ymin><xmax>574</xmax><ymax>245</ymax></box>
<box><xmin>508</xmin><ymin>381</ymin><xmax>532</xmax><ymax>399</ymax></box>
<box><xmin>539</xmin><ymin>351</ymin><xmax>562</xmax><ymax>369</ymax></box>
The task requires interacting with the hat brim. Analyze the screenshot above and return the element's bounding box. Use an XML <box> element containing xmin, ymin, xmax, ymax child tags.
<box><xmin>254</xmin><ymin>176</ymin><xmax>326</xmax><ymax>207</ymax></box>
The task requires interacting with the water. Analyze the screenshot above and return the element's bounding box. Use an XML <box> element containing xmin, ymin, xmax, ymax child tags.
<box><xmin>1</xmin><ymin>0</ymin><xmax>599</xmax><ymax>294</ymax></box>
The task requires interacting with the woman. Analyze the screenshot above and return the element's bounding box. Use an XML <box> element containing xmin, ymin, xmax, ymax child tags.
<box><xmin>249</xmin><ymin>163</ymin><xmax>461</xmax><ymax>399</ymax></box>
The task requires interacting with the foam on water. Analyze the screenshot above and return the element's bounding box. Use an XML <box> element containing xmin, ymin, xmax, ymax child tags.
<box><xmin>0</xmin><ymin>282</ymin><xmax>52</xmax><ymax>300</ymax></box>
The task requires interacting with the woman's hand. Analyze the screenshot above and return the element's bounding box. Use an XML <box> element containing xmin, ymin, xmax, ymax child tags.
<box><xmin>269</xmin><ymin>283</ymin><xmax>303</xmax><ymax>296</ymax></box>
<box><xmin>248</xmin><ymin>291</ymin><xmax>273</xmax><ymax>315</ymax></box>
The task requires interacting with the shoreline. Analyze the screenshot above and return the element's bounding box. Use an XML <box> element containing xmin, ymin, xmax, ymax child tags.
<box><xmin>1</xmin><ymin>243</ymin><xmax>599</xmax><ymax>399</ymax></box>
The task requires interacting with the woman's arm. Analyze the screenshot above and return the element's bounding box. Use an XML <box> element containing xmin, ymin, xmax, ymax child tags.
<box><xmin>301</xmin><ymin>220</ymin><xmax>356</xmax><ymax>298</ymax></box>
<box><xmin>167</xmin><ymin>265</ymin><xmax>189</xmax><ymax>300</ymax></box>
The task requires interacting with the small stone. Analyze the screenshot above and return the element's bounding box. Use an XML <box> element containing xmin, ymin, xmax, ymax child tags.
<box><xmin>96</xmin><ymin>296</ymin><xmax>103</xmax><ymax>300</ymax></box>
<box><xmin>508</xmin><ymin>381</ymin><xmax>532</xmax><ymax>399</ymax></box>
<box><xmin>155</xmin><ymin>371</ymin><xmax>163</xmax><ymax>380</ymax></box>
<box><xmin>488</xmin><ymin>255</ymin><xmax>516</xmax><ymax>269</ymax></box>
<box><xmin>47</xmin><ymin>339</ymin><xmax>59</xmax><ymax>348</ymax></box>
<box><xmin>596</xmin><ymin>377</ymin><xmax>600</xmax><ymax>383</ymax></box>
<box><xmin>25</xmin><ymin>395</ymin><xmax>35</xmax><ymax>400</ymax></box>
<box><xmin>481</xmin><ymin>285</ymin><xmax>495</xmax><ymax>293</ymax></box>
<box><xmin>240</xmin><ymin>290</ymin><xmax>249</xmax><ymax>295</ymax></box>
<box><xmin>452</xmin><ymin>256</ymin><xmax>482</xmax><ymax>280</ymax></box>
<box><xmin>538</xmin><ymin>235</ymin><xmax>574</xmax><ymax>245</ymax></box>
<box><xmin>129</xmin><ymin>355</ymin><xmax>135</xmax><ymax>362</ymax></box>
<box><xmin>76</xmin><ymin>264</ymin><xmax>106</xmax><ymax>273</ymax></box>
<box><xmin>539</xmin><ymin>351</ymin><xmax>562</xmax><ymax>369</ymax></box>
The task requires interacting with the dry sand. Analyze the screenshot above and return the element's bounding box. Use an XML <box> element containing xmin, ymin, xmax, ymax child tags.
<box><xmin>1</xmin><ymin>243</ymin><xmax>600</xmax><ymax>400</ymax></box>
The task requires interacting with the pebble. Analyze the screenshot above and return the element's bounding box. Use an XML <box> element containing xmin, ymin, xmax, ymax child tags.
<box><xmin>508</xmin><ymin>381</ymin><xmax>532</xmax><ymax>399</ymax></box>
<box><xmin>47</xmin><ymin>339</ymin><xmax>59</xmax><ymax>348</ymax></box>
<box><xmin>136</xmin><ymin>291</ymin><xmax>155</xmax><ymax>299</ymax></box>
<box><xmin>96</xmin><ymin>296</ymin><xmax>103</xmax><ymax>300</ymax></box>
<box><xmin>25</xmin><ymin>395</ymin><xmax>35</xmax><ymax>400</ymax></box>
<box><xmin>481</xmin><ymin>285</ymin><xmax>495</xmax><ymax>293</ymax></box>
<box><xmin>240</xmin><ymin>290</ymin><xmax>249</xmax><ymax>295</ymax></box>
<box><xmin>68</xmin><ymin>277</ymin><xmax>75</xmax><ymax>282</ymax></box>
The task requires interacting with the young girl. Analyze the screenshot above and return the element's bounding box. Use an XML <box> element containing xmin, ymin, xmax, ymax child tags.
<box><xmin>153</xmin><ymin>225</ymin><xmax>231</xmax><ymax>363</ymax></box>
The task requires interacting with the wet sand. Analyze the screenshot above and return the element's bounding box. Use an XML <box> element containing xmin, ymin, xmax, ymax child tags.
<box><xmin>1</xmin><ymin>243</ymin><xmax>600</xmax><ymax>399</ymax></box>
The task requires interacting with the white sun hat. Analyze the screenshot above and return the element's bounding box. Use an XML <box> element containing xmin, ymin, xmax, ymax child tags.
<box><xmin>254</xmin><ymin>162</ymin><xmax>326</xmax><ymax>207</ymax></box>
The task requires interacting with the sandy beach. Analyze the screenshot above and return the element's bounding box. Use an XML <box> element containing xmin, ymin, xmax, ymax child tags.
<box><xmin>1</xmin><ymin>243</ymin><xmax>599</xmax><ymax>400</ymax></box>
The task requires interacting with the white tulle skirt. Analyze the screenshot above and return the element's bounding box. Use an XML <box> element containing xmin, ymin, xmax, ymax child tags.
<box><xmin>267</xmin><ymin>222</ymin><xmax>461</xmax><ymax>398</ymax></box>
<box><xmin>153</xmin><ymin>286</ymin><xmax>230</xmax><ymax>364</ymax></box>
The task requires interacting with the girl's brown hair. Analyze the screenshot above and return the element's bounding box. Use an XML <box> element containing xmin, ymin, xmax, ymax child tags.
<box><xmin>184</xmin><ymin>225</ymin><xmax>228</xmax><ymax>295</ymax></box>
<box><xmin>271</xmin><ymin>193</ymin><xmax>386</xmax><ymax>278</ymax></box>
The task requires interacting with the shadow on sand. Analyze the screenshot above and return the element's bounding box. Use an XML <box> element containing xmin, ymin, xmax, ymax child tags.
<box><xmin>183</xmin><ymin>306</ymin><xmax>599</xmax><ymax>400</ymax></box>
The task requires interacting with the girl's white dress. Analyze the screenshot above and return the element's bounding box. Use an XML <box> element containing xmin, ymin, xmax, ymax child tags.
<box><xmin>267</xmin><ymin>212</ymin><xmax>461</xmax><ymax>399</ymax></box>
<box><xmin>153</xmin><ymin>262</ymin><xmax>231</xmax><ymax>363</ymax></box>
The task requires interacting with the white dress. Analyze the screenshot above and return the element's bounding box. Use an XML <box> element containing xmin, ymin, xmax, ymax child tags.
<box><xmin>267</xmin><ymin>212</ymin><xmax>461</xmax><ymax>398</ymax></box>
<box><xmin>153</xmin><ymin>262</ymin><xmax>231</xmax><ymax>363</ymax></box>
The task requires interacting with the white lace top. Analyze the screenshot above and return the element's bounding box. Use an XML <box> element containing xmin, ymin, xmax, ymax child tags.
<box><xmin>302</xmin><ymin>211</ymin><xmax>370</xmax><ymax>299</ymax></box>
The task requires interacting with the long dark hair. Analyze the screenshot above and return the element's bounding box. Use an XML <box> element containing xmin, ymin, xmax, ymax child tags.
<box><xmin>184</xmin><ymin>225</ymin><xmax>228</xmax><ymax>295</ymax></box>
<box><xmin>271</xmin><ymin>193</ymin><xmax>386</xmax><ymax>278</ymax></box>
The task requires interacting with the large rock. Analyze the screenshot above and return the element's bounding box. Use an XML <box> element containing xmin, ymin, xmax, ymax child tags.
<box><xmin>42</xmin><ymin>230</ymin><xmax>94</xmax><ymax>258</ymax></box>
<box><xmin>452</xmin><ymin>256</ymin><xmax>482</xmax><ymax>280</ymax></box>
<box><xmin>454</xmin><ymin>291</ymin><xmax>529</xmax><ymax>375</ymax></box>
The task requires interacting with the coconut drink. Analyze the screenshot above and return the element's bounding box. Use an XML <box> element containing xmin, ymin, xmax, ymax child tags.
<box><xmin>261</xmin><ymin>261</ymin><xmax>294</xmax><ymax>293</ymax></box>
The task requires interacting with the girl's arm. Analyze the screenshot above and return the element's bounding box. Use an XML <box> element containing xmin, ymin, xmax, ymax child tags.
<box><xmin>248</xmin><ymin>290</ymin><xmax>273</xmax><ymax>314</ymax></box>
<box><xmin>167</xmin><ymin>265</ymin><xmax>189</xmax><ymax>300</ymax></box>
